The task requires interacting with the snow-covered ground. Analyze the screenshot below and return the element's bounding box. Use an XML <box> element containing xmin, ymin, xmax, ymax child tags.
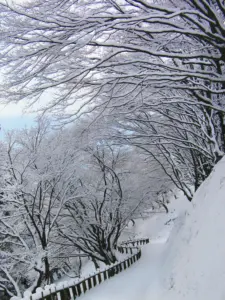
<box><xmin>78</xmin><ymin>195</ymin><xmax>185</xmax><ymax>300</ymax></box>
<box><xmin>154</xmin><ymin>156</ymin><xmax>225</xmax><ymax>300</ymax></box>
<box><xmin>79</xmin><ymin>156</ymin><xmax>225</xmax><ymax>300</ymax></box>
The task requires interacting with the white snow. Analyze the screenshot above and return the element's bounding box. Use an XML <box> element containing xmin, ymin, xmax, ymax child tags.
<box><xmin>79</xmin><ymin>204</ymin><xmax>179</xmax><ymax>300</ymax></box>
<box><xmin>79</xmin><ymin>243</ymin><xmax>164</xmax><ymax>300</ymax></box>
<box><xmin>151</xmin><ymin>156</ymin><xmax>225</xmax><ymax>300</ymax></box>
<box><xmin>79</xmin><ymin>156</ymin><xmax>225</xmax><ymax>300</ymax></box>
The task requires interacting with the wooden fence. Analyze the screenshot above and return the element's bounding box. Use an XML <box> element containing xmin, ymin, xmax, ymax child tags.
<box><xmin>120</xmin><ymin>238</ymin><xmax>150</xmax><ymax>247</ymax></box>
<box><xmin>12</xmin><ymin>238</ymin><xmax>149</xmax><ymax>300</ymax></box>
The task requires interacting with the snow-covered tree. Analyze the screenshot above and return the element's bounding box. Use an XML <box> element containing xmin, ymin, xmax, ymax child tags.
<box><xmin>0</xmin><ymin>118</ymin><xmax>162</xmax><ymax>297</ymax></box>
<box><xmin>0</xmin><ymin>0</ymin><xmax>224</xmax><ymax>195</ymax></box>
<box><xmin>0</xmin><ymin>0</ymin><xmax>224</xmax><ymax>141</ymax></box>
<box><xmin>112</xmin><ymin>98</ymin><xmax>219</xmax><ymax>200</ymax></box>
<box><xmin>0</xmin><ymin>120</ymin><xmax>81</xmax><ymax>298</ymax></box>
<box><xmin>58</xmin><ymin>143</ymin><xmax>148</xmax><ymax>265</ymax></box>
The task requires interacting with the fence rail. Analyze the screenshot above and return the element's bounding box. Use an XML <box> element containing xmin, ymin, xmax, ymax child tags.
<box><xmin>12</xmin><ymin>238</ymin><xmax>149</xmax><ymax>300</ymax></box>
<box><xmin>120</xmin><ymin>237</ymin><xmax>150</xmax><ymax>247</ymax></box>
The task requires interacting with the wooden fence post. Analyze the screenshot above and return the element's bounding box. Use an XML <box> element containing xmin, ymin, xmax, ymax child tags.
<box><xmin>98</xmin><ymin>273</ymin><xmax>102</xmax><ymax>284</ymax></box>
<box><xmin>68</xmin><ymin>287</ymin><xmax>75</xmax><ymax>300</ymax></box>
<box><xmin>119</xmin><ymin>263</ymin><xmax>123</xmax><ymax>272</ymax></box>
<box><xmin>117</xmin><ymin>264</ymin><xmax>120</xmax><ymax>274</ymax></box>
<box><xmin>59</xmin><ymin>287</ymin><xmax>70</xmax><ymax>300</ymax></box>
<box><xmin>87</xmin><ymin>277</ymin><xmax>92</xmax><ymax>290</ymax></box>
<box><xmin>127</xmin><ymin>259</ymin><xmax>130</xmax><ymax>268</ymax></box>
<box><xmin>82</xmin><ymin>280</ymin><xmax>87</xmax><ymax>293</ymax></box>
<box><xmin>76</xmin><ymin>283</ymin><xmax>82</xmax><ymax>296</ymax></box>
<box><xmin>123</xmin><ymin>261</ymin><xmax>127</xmax><ymax>270</ymax></box>
<box><xmin>108</xmin><ymin>268</ymin><xmax>111</xmax><ymax>279</ymax></box>
<box><xmin>71</xmin><ymin>285</ymin><xmax>77</xmax><ymax>298</ymax></box>
<box><xmin>93</xmin><ymin>275</ymin><xmax>97</xmax><ymax>287</ymax></box>
<box><xmin>110</xmin><ymin>267</ymin><xmax>115</xmax><ymax>277</ymax></box>
<box><xmin>47</xmin><ymin>291</ymin><xmax>58</xmax><ymax>300</ymax></box>
<box><xmin>103</xmin><ymin>270</ymin><xmax>107</xmax><ymax>281</ymax></box>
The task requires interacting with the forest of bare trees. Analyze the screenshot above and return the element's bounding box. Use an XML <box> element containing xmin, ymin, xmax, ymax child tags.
<box><xmin>0</xmin><ymin>0</ymin><xmax>224</xmax><ymax>298</ymax></box>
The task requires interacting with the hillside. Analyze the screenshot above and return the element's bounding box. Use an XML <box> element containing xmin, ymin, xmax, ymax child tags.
<box><xmin>80</xmin><ymin>156</ymin><xmax>225</xmax><ymax>300</ymax></box>
<box><xmin>152</xmin><ymin>156</ymin><xmax>225</xmax><ymax>300</ymax></box>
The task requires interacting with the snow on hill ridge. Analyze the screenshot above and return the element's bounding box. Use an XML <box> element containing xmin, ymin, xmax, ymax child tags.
<box><xmin>152</xmin><ymin>156</ymin><xmax>225</xmax><ymax>300</ymax></box>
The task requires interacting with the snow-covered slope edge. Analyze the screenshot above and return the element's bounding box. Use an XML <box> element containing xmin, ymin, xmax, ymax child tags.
<box><xmin>150</xmin><ymin>156</ymin><xmax>225</xmax><ymax>300</ymax></box>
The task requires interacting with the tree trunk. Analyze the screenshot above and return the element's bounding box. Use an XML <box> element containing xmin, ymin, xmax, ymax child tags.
<box><xmin>92</xmin><ymin>257</ymin><xmax>100</xmax><ymax>269</ymax></box>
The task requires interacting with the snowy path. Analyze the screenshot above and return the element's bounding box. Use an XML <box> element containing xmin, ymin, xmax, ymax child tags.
<box><xmin>79</xmin><ymin>243</ymin><xmax>164</xmax><ymax>300</ymax></box>
<box><xmin>79</xmin><ymin>211</ymin><xmax>178</xmax><ymax>300</ymax></box>
<box><xmin>65</xmin><ymin>160</ymin><xmax>225</xmax><ymax>300</ymax></box>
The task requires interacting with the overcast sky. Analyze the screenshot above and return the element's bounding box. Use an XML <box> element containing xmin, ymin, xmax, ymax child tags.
<box><xmin>0</xmin><ymin>0</ymin><xmax>82</xmax><ymax>136</ymax></box>
<box><xmin>0</xmin><ymin>103</ymin><xmax>35</xmax><ymax>139</ymax></box>
<box><xmin>0</xmin><ymin>0</ymin><xmax>34</xmax><ymax>136</ymax></box>
<box><xmin>0</xmin><ymin>70</ymin><xmax>35</xmax><ymax>136</ymax></box>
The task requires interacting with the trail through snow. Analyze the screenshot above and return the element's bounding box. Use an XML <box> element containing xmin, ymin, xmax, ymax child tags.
<box><xmin>79</xmin><ymin>201</ymin><xmax>187</xmax><ymax>300</ymax></box>
<box><xmin>79</xmin><ymin>157</ymin><xmax>225</xmax><ymax>300</ymax></box>
<box><xmin>79</xmin><ymin>244</ymin><xmax>164</xmax><ymax>300</ymax></box>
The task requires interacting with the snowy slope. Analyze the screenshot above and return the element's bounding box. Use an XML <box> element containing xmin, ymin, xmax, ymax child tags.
<box><xmin>79</xmin><ymin>205</ymin><xmax>180</xmax><ymax>300</ymax></box>
<box><xmin>77</xmin><ymin>157</ymin><xmax>225</xmax><ymax>300</ymax></box>
<box><xmin>150</xmin><ymin>156</ymin><xmax>225</xmax><ymax>300</ymax></box>
<box><xmin>79</xmin><ymin>243</ymin><xmax>164</xmax><ymax>300</ymax></box>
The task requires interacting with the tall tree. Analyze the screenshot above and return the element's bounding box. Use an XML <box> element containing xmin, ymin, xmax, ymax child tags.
<box><xmin>59</xmin><ymin>144</ymin><xmax>150</xmax><ymax>265</ymax></box>
<box><xmin>0</xmin><ymin>0</ymin><xmax>224</xmax><ymax>171</ymax></box>
<box><xmin>0</xmin><ymin>120</ymin><xmax>80</xmax><ymax>298</ymax></box>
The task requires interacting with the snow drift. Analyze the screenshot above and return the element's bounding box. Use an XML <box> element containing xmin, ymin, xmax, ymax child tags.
<box><xmin>60</xmin><ymin>157</ymin><xmax>225</xmax><ymax>300</ymax></box>
<box><xmin>153</xmin><ymin>156</ymin><xmax>225</xmax><ymax>300</ymax></box>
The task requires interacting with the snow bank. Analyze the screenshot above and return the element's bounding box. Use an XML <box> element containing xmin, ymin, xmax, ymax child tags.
<box><xmin>21</xmin><ymin>157</ymin><xmax>224</xmax><ymax>300</ymax></box>
<box><xmin>152</xmin><ymin>156</ymin><xmax>225</xmax><ymax>300</ymax></box>
<box><xmin>78</xmin><ymin>202</ymin><xmax>178</xmax><ymax>300</ymax></box>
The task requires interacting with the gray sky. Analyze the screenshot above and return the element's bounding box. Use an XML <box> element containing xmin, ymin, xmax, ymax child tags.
<box><xmin>0</xmin><ymin>0</ymin><xmax>83</xmax><ymax>135</ymax></box>
<box><xmin>0</xmin><ymin>0</ymin><xmax>34</xmax><ymax>135</ymax></box>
